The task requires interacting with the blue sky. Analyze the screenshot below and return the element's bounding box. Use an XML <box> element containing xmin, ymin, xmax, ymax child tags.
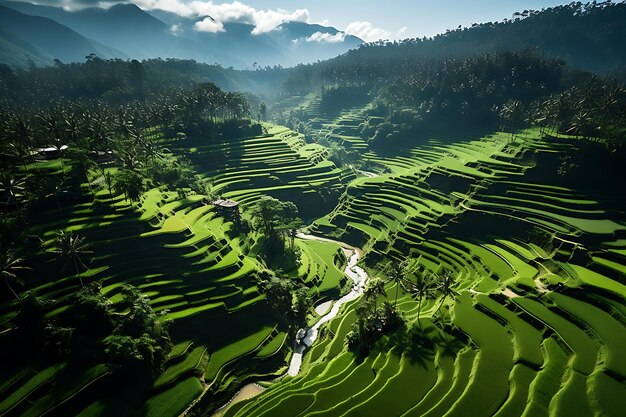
<box><xmin>30</xmin><ymin>0</ymin><xmax>575</xmax><ymax>41</ymax></box>
<box><xmin>238</xmin><ymin>0</ymin><xmax>572</xmax><ymax>38</ymax></box>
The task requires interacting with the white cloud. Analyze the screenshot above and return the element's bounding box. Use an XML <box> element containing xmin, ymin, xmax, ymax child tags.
<box><xmin>194</xmin><ymin>16</ymin><xmax>225</xmax><ymax>32</ymax></box>
<box><xmin>135</xmin><ymin>1</ymin><xmax>309</xmax><ymax>34</ymax></box>
<box><xmin>170</xmin><ymin>23</ymin><xmax>182</xmax><ymax>35</ymax></box>
<box><xmin>306</xmin><ymin>31</ymin><xmax>345</xmax><ymax>44</ymax></box>
<box><xmin>345</xmin><ymin>21</ymin><xmax>390</xmax><ymax>42</ymax></box>
<box><xmin>134</xmin><ymin>0</ymin><xmax>195</xmax><ymax>17</ymax></box>
<box><xmin>397</xmin><ymin>26</ymin><xmax>408</xmax><ymax>38</ymax></box>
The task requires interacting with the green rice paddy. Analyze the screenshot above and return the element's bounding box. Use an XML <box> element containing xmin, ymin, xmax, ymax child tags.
<box><xmin>1</xmin><ymin>99</ymin><xmax>625</xmax><ymax>417</ymax></box>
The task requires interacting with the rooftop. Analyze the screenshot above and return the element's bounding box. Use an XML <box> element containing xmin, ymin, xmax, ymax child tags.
<box><xmin>213</xmin><ymin>199</ymin><xmax>240</xmax><ymax>208</ymax></box>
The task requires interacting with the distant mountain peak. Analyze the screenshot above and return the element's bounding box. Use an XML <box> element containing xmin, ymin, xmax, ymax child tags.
<box><xmin>0</xmin><ymin>1</ymin><xmax>363</xmax><ymax>68</ymax></box>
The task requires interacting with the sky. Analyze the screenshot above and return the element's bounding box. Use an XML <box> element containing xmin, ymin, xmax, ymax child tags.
<box><xmin>236</xmin><ymin>0</ymin><xmax>573</xmax><ymax>39</ymax></box>
<box><xmin>30</xmin><ymin>0</ymin><xmax>574</xmax><ymax>41</ymax></box>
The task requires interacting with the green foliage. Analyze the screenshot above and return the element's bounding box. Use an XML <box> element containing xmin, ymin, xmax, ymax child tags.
<box><xmin>72</xmin><ymin>283</ymin><xmax>113</xmax><ymax>336</ymax></box>
<box><xmin>249</xmin><ymin>196</ymin><xmax>303</xmax><ymax>257</ymax></box>
<box><xmin>255</xmin><ymin>270</ymin><xmax>311</xmax><ymax>333</ymax></box>
<box><xmin>105</xmin><ymin>284</ymin><xmax>172</xmax><ymax>376</ymax></box>
<box><xmin>52</xmin><ymin>230</ymin><xmax>93</xmax><ymax>279</ymax></box>
<box><xmin>347</xmin><ymin>278</ymin><xmax>403</xmax><ymax>355</ymax></box>
<box><xmin>113</xmin><ymin>169</ymin><xmax>145</xmax><ymax>203</ymax></box>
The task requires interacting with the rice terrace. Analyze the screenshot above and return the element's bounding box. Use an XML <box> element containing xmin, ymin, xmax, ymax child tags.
<box><xmin>0</xmin><ymin>1</ymin><xmax>625</xmax><ymax>417</ymax></box>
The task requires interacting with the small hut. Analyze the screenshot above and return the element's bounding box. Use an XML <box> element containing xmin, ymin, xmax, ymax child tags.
<box><xmin>212</xmin><ymin>199</ymin><xmax>240</xmax><ymax>222</ymax></box>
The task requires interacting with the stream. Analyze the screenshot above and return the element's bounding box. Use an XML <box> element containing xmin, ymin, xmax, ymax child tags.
<box><xmin>287</xmin><ymin>233</ymin><xmax>369</xmax><ymax>375</ymax></box>
<box><xmin>210</xmin><ymin>234</ymin><xmax>368</xmax><ymax>416</ymax></box>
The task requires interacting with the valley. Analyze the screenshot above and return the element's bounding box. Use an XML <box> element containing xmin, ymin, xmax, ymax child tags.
<box><xmin>1</xmin><ymin>2</ymin><xmax>625</xmax><ymax>417</ymax></box>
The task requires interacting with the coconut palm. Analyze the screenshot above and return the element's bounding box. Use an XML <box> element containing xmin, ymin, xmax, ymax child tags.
<box><xmin>499</xmin><ymin>99</ymin><xmax>526</xmax><ymax>142</ymax></box>
<box><xmin>53</xmin><ymin>231</ymin><xmax>93</xmax><ymax>286</ymax></box>
<box><xmin>410</xmin><ymin>272</ymin><xmax>436</xmax><ymax>330</ymax></box>
<box><xmin>0</xmin><ymin>174</ymin><xmax>27</xmax><ymax>207</ymax></box>
<box><xmin>435</xmin><ymin>272</ymin><xmax>458</xmax><ymax>315</ymax></box>
<box><xmin>384</xmin><ymin>258</ymin><xmax>409</xmax><ymax>310</ymax></box>
<box><xmin>46</xmin><ymin>177</ymin><xmax>69</xmax><ymax>216</ymax></box>
<box><xmin>1</xmin><ymin>251</ymin><xmax>30</xmax><ymax>305</ymax></box>
<box><xmin>6</xmin><ymin>115</ymin><xmax>35</xmax><ymax>171</ymax></box>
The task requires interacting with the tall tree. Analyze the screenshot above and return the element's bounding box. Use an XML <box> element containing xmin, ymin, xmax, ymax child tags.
<box><xmin>435</xmin><ymin>272</ymin><xmax>457</xmax><ymax>315</ymax></box>
<box><xmin>113</xmin><ymin>169</ymin><xmax>145</xmax><ymax>203</ymax></box>
<box><xmin>409</xmin><ymin>272</ymin><xmax>436</xmax><ymax>330</ymax></box>
<box><xmin>1</xmin><ymin>251</ymin><xmax>29</xmax><ymax>305</ymax></box>
<box><xmin>0</xmin><ymin>174</ymin><xmax>27</xmax><ymax>208</ymax></box>
<box><xmin>384</xmin><ymin>258</ymin><xmax>410</xmax><ymax>310</ymax></box>
<box><xmin>53</xmin><ymin>231</ymin><xmax>93</xmax><ymax>286</ymax></box>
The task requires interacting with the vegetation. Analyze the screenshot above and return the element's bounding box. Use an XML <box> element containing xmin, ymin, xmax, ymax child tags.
<box><xmin>1</xmin><ymin>3</ymin><xmax>626</xmax><ymax>417</ymax></box>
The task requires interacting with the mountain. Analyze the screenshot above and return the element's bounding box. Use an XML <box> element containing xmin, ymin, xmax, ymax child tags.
<box><xmin>0</xmin><ymin>5</ymin><xmax>119</xmax><ymax>65</ymax></box>
<box><xmin>328</xmin><ymin>1</ymin><xmax>626</xmax><ymax>75</ymax></box>
<box><xmin>146</xmin><ymin>9</ymin><xmax>363</xmax><ymax>68</ymax></box>
<box><xmin>0</xmin><ymin>28</ymin><xmax>52</xmax><ymax>68</ymax></box>
<box><xmin>0</xmin><ymin>1</ymin><xmax>363</xmax><ymax>68</ymax></box>
<box><xmin>0</xmin><ymin>2</ymin><xmax>206</xmax><ymax>61</ymax></box>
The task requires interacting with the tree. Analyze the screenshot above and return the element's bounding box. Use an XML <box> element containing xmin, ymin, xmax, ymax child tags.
<box><xmin>364</xmin><ymin>278</ymin><xmax>387</xmax><ymax>304</ymax></box>
<box><xmin>408</xmin><ymin>272</ymin><xmax>436</xmax><ymax>330</ymax></box>
<box><xmin>255</xmin><ymin>270</ymin><xmax>308</xmax><ymax>335</ymax></box>
<box><xmin>259</xmin><ymin>101</ymin><xmax>267</xmax><ymax>122</ymax></box>
<box><xmin>113</xmin><ymin>169</ymin><xmax>145</xmax><ymax>203</ymax></box>
<box><xmin>1</xmin><ymin>251</ymin><xmax>29</xmax><ymax>304</ymax></box>
<box><xmin>435</xmin><ymin>272</ymin><xmax>458</xmax><ymax>315</ymax></box>
<box><xmin>0</xmin><ymin>174</ymin><xmax>27</xmax><ymax>208</ymax></box>
<box><xmin>499</xmin><ymin>99</ymin><xmax>527</xmax><ymax>142</ymax></box>
<box><xmin>73</xmin><ymin>282</ymin><xmax>113</xmax><ymax>336</ymax></box>
<box><xmin>106</xmin><ymin>284</ymin><xmax>172</xmax><ymax>376</ymax></box>
<box><xmin>384</xmin><ymin>258</ymin><xmax>409</xmax><ymax>310</ymax></box>
<box><xmin>45</xmin><ymin>177</ymin><xmax>69</xmax><ymax>216</ymax></box>
<box><xmin>53</xmin><ymin>231</ymin><xmax>93</xmax><ymax>286</ymax></box>
<box><xmin>5</xmin><ymin>115</ymin><xmax>35</xmax><ymax>171</ymax></box>
<box><xmin>249</xmin><ymin>196</ymin><xmax>303</xmax><ymax>250</ymax></box>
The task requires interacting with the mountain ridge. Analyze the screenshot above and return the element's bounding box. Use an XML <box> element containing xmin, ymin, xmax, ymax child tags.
<box><xmin>0</xmin><ymin>1</ymin><xmax>363</xmax><ymax>68</ymax></box>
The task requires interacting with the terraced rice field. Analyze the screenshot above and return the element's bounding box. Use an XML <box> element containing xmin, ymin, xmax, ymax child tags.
<box><xmin>166</xmin><ymin>124</ymin><xmax>355</xmax><ymax>219</ymax></box>
<box><xmin>0</xmin><ymin>126</ymin><xmax>352</xmax><ymax>417</ymax></box>
<box><xmin>224</xmin><ymin>105</ymin><xmax>626</xmax><ymax>416</ymax></box>
<box><xmin>1</xmin><ymin>100</ymin><xmax>624</xmax><ymax>417</ymax></box>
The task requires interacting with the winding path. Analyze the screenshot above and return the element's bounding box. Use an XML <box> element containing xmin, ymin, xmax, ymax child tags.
<box><xmin>206</xmin><ymin>233</ymin><xmax>369</xmax><ymax>417</ymax></box>
<box><xmin>287</xmin><ymin>233</ymin><xmax>369</xmax><ymax>376</ymax></box>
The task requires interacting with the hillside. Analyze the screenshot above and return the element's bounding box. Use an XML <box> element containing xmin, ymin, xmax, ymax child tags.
<box><xmin>327</xmin><ymin>1</ymin><xmax>626</xmax><ymax>75</ymax></box>
<box><xmin>0</xmin><ymin>5</ymin><xmax>119</xmax><ymax>64</ymax></box>
<box><xmin>0</xmin><ymin>28</ymin><xmax>51</xmax><ymax>68</ymax></box>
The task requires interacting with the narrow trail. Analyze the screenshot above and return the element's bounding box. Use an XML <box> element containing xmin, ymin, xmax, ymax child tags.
<box><xmin>205</xmin><ymin>233</ymin><xmax>369</xmax><ymax>417</ymax></box>
<box><xmin>288</xmin><ymin>233</ymin><xmax>369</xmax><ymax>376</ymax></box>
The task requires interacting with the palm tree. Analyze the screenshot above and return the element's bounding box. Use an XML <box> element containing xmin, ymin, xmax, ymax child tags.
<box><xmin>6</xmin><ymin>115</ymin><xmax>35</xmax><ymax>171</ymax></box>
<box><xmin>0</xmin><ymin>174</ymin><xmax>27</xmax><ymax>208</ymax></box>
<box><xmin>46</xmin><ymin>177</ymin><xmax>69</xmax><ymax>216</ymax></box>
<box><xmin>499</xmin><ymin>99</ymin><xmax>526</xmax><ymax>143</ymax></box>
<box><xmin>435</xmin><ymin>272</ymin><xmax>458</xmax><ymax>315</ymax></box>
<box><xmin>566</xmin><ymin>109</ymin><xmax>592</xmax><ymax>139</ymax></box>
<box><xmin>1</xmin><ymin>251</ymin><xmax>30</xmax><ymax>305</ymax></box>
<box><xmin>53</xmin><ymin>231</ymin><xmax>93</xmax><ymax>286</ymax></box>
<box><xmin>410</xmin><ymin>272</ymin><xmax>436</xmax><ymax>330</ymax></box>
<box><xmin>384</xmin><ymin>258</ymin><xmax>409</xmax><ymax>310</ymax></box>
